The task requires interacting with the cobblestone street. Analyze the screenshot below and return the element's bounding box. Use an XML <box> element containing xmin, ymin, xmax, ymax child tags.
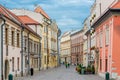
<box><xmin>15</xmin><ymin>65</ymin><xmax>105</xmax><ymax>80</ymax></box>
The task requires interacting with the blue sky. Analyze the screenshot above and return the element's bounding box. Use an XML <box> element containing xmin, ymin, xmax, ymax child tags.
<box><xmin>0</xmin><ymin>0</ymin><xmax>94</xmax><ymax>33</ymax></box>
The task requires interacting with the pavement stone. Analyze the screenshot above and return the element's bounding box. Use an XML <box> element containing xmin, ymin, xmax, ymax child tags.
<box><xmin>14</xmin><ymin>65</ymin><xmax>105</xmax><ymax>80</ymax></box>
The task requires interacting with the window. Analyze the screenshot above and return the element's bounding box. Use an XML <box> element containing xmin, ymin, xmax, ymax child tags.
<box><xmin>44</xmin><ymin>56</ymin><xmax>46</xmax><ymax>64</ymax></box>
<box><xmin>24</xmin><ymin>38</ymin><xmax>27</xmax><ymax>52</ymax></box>
<box><xmin>17</xmin><ymin>57</ymin><xmax>20</xmax><ymax>71</ymax></box>
<box><xmin>12</xmin><ymin>57</ymin><xmax>14</xmax><ymax>72</ymax></box>
<box><xmin>99</xmin><ymin>30</ymin><xmax>103</xmax><ymax>47</ymax></box>
<box><xmin>37</xmin><ymin>44</ymin><xmax>39</xmax><ymax>53</ymax></box>
<box><xmin>105</xmin><ymin>26</ymin><xmax>109</xmax><ymax>45</ymax></box>
<box><xmin>25</xmin><ymin>56</ymin><xmax>27</xmax><ymax>68</ymax></box>
<box><xmin>5</xmin><ymin>27</ymin><xmax>8</xmax><ymax>45</ymax></box>
<box><xmin>44</xmin><ymin>37</ymin><xmax>47</xmax><ymax>48</ymax></box>
<box><xmin>100</xmin><ymin>59</ymin><xmax>102</xmax><ymax>71</ymax></box>
<box><xmin>34</xmin><ymin>43</ymin><xmax>36</xmax><ymax>53</ymax></box>
<box><xmin>11</xmin><ymin>30</ymin><xmax>15</xmax><ymax>46</ymax></box>
<box><xmin>17</xmin><ymin>33</ymin><xmax>20</xmax><ymax>47</ymax></box>
<box><xmin>105</xmin><ymin>59</ymin><xmax>108</xmax><ymax>72</ymax></box>
<box><xmin>44</xmin><ymin>27</ymin><xmax>47</xmax><ymax>33</ymax></box>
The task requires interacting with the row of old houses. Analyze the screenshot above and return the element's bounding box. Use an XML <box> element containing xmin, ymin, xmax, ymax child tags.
<box><xmin>60</xmin><ymin>0</ymin><xmax>120</xmax><ymax>79</ymax></box>
<box><xmin>0</xmin><ymin>5</ymin><xmax>61</xmax><ymax>80</ymax></box>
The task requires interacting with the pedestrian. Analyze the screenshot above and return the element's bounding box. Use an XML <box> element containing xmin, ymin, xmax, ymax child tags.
<box><xmin>30</xmin><ymin>65</ymin><xmax>34</xmax><ymax>76</ymax></box>
<box><xmin>68</xmin><ymin>63</ymin><xmax>70</xmax><ymax>68</ymax></box>
<box><xmin>65</xmin><ymin>62</ymin><xmax>68</xmax><ymax>68</ymax></box>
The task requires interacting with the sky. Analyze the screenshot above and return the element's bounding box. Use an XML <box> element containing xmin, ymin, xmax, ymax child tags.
<box><xmin>0</xmin><ymin>0</ymin><xmax>95</xmax><ymax>34</ymax></box>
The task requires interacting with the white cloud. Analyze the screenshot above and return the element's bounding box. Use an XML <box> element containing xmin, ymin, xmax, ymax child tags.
<box><xmin>0</xmin><ymin>0</ymin><xmax>94</xmax><ymax>33</ymax></box>
<box><xmin>57</xmin><ymin>17</ymin><xmax>81</xmax><ymax>27</ymax></box>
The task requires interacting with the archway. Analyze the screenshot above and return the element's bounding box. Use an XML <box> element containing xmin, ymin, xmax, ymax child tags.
<box><xmin>4</xmin><ymin>59</ymin><xmax>9</xmax><ymax>79</ymax></box>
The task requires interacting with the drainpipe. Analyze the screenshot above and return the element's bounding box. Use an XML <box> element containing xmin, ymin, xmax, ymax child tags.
<box><xmin>57</xmin><ymin>28</ymin><xmax>61</xmax><ymax>66</ymax></box>
<box><xmin>0</xmin><ymin>16</ymin><xmax>5</xmax><ymax>80</ymax></box>
<box><xmin>27</xmin><ymin>32</ymin><xmax>30</xmax><ymax>75</ymax></box>
<box><xmin>39</xmin><ymin>39</ymin><xmax>41</xmax><ymax>71</ymax></box>
<box><xmin>21</xmin><ymin>25</ymin><xmax>24</xmax><ymax>76</ymax></box>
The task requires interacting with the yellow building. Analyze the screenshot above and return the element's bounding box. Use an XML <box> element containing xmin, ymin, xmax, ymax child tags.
<box><xmin>18</xmin><ymin>15</ymin><xmax>41</xmax><ymax>74</ymax></box>
<box><xmin>48</xmin><ymin>21</ymin><xmax>58</xmax><ymax>68</ymax></box>
<box><xmin>11</xmin><ymin>6</ymin><xmax>59</xmax><ymax>70</ymax></box>
<box><xmin>35</xmin><ymin>7</ymin><xmax>59</xmax><ymax>69</ymax></box>
<box><xmin>60</xmin><ymin>31</ymin><xmax>71</xmax><ymax>64</ymax></box>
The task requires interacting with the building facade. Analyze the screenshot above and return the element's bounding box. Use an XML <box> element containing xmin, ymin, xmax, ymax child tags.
<box><xmin>60</xmin><ymin>31</ymin><xmax>71</xmax><ymax>64</ymax></box>
<box><xmin>89</xmin><ymin>0</ymin><xmax>117</xmax><ymax>25</ymax></box>
<box><xmin>91</xmin><ymin>1</ymin><xmax>120</xmax><ymax>79</ymax></box>
<box><xmin>11</xmin><ymin>6</ymin><xmax>59</xmax><ymax>69</ymax></box>
<box><xmin>0</xmin><ymin>5</ymin><xmax>41</xmax><ymax>80</ymax></box>
<box><xmin>18</xmin><ymin>15</ymin><xmax>42</xmax><ymax>73</ymax></box>
<box><xmin>71</xmin><ymin>30</ymin><xmax>84</xmax><ymax>65</ymax></box>
<box><xmin>83</xmin><ymin>19</ymin><xmax>89</xmax><ymax>67</ymax></box>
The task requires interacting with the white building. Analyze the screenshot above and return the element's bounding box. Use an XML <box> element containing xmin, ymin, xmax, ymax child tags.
<box><xmin>60</xmin><ymin>31</ymin><xmax>71</xmax><ymax>64</ymax></box>
<box><xmin>11</xmin><ymin>7</ymin><xmax>59</xmax><ymax>69</ymax></box>
<box><xmin>90</xmin><ymin>0</ymin><xmax>117</xmax><ymax>25</ymax></box>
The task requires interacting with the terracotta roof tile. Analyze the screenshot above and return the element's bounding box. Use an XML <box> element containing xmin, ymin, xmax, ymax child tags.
<box><xmin>0</xmin><ymin>5</ymin><xmax>40</xmax><ymax>37</ymax></box>
<box><xmin>18</xmin><ymin>15</ymin><xmax>40</xmax><ymax>25</ymax></box>
<box><xmin>34</xmin><ymin>6</ymin><xmax>50</xmax><ymax>19</ymax></box>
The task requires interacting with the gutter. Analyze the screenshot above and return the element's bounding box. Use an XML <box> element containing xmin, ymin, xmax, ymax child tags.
<box><xmin>27</xmin><ymin>32</ymin><xmax>30</xmax><ymax>75</ymax></box>
<box><xmin>39</xmin><ymin>38</ymin><xmax>41</xmax><ymax>71</ymax></box>
<box><xmin>21</xmin><ymin>24</ymin><xmax>24</xmax><ymax>76</ymax></box>
<box><xmin>0</xmin><ymin>14</ymin><xmax>5</xmax><ymax>80</ymax></box>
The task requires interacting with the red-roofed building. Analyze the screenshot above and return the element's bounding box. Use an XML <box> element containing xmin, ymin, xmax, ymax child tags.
<box><xmin>34</xmin><ymin>6</ymin><xmax>50</xmax><ymax>19</ymax></box>
<box><xmin>91</xmin><ymin>1</ymin><xmax>120</xmax><ymax>79</ymax></box>
<box><xmin>18</xmin><ymin>15</ymin><xmax>40</xmax><ymax>25</ymax></box>
<box><xmin>0</xmin><ymin>5</ymin><xmax>41</xmax><ymax>80</ymax></box>
<box><xmin>11</xmin><ymin>8</ymin><xmax>60</xmax><ymax>70</ymax></box>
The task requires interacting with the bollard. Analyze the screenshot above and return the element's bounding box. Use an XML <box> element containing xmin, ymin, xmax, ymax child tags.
<box><xmin>8</xmin><ymin>74</ymin><xmax>13</xmax><ymax>80</ymax></box>
<box><xmin>105</xmin><ymin>72</ymin><xmax>110</xmax><ymax>80</ymax></box>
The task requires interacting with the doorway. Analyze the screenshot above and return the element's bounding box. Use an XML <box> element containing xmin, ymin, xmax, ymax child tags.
<box><xmin>5</xmin><ymin>59</ymin><xmax>9</xmax><ymax>79</ymax></box>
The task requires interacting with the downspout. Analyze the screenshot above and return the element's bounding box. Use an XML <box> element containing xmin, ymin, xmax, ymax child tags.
<box><xmin>57</xmin><ymin>33</ymin><xmax>59</xmax><ymax>66</ymax></box>
<box><xmin>27</xmin><ymin>32</ymin><xmax>30</xmax><ymax>75</ymax></box>
<box><xmin>21</xmin><ymin>25</ymin><xmax>24</xmax><ymax>76</ymax></box>
<box><xmin>57</xmin><ymin>28</ymin><xmax>61</xmax><ymax>67</ymax></box>
<box><xmin>39</xmin><ymin>38</ymin><xmax>41</xmax><ymax>71</ymax></box>
<box><xmin>0</xmin><ymin>16</ymin><xmax>5</xmax><ymax>80</ymax></box>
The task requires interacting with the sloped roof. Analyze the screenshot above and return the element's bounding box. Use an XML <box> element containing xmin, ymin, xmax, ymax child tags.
<box><xmin>18</xmin><ymin>15</ymin><xmax>40</xmax><ymax>25</ymax></box>
<box><xmin>0</xmin><ymin>5</ymin><xmax>40</xmax><ymax>37</ymax></box>
<box><xmin>34</xmin><ymin>6</ymin><xmax>50</xmax><ymax>19</ymax></box>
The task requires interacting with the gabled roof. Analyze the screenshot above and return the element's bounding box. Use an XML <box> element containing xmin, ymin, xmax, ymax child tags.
<box><xmin>0</xmin><ymin>4</ymin><xmax>21</xmax><ymax>25</ymax></box>
<box><xmin>18</xmin><ymin>15</ymin><xmax>40</xmax><ymax>25</ymax></box>
<box><xmin>0</xmin><ymin>5</ymin><xmax>40</xmax><ymax>38</ymax></box>
<box><xmin>34</xmin><ymin>6</ymin><xmax>50</xmax><ymax>19</ymax></box>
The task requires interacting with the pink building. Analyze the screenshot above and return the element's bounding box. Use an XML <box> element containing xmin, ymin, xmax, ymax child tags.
<box><xmin>92</xmin><ymin>1</ymin><xmax>120</xmax><ymax>79</ymax></box>
<box><xmin>71</xmin><ymin>30</ymin><xmax>84</xmax><ymax>65</ymax></box>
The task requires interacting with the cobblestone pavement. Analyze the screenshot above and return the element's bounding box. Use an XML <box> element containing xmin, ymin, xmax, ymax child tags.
<box><xmin>15</xmin><ymin>65</ymin><xmax>105</xmax><ymax>80</ymax></box>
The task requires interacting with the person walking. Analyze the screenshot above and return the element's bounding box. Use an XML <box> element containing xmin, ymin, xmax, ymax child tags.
<box><xmin>65</xmin><ymin>62</ymin><xmax>68</xmax><ymax>68</ymax></box>
<box><xmin>68</xmin><ymin>63</ymin><xmax>70</xmax><ymax>68</ymax></box>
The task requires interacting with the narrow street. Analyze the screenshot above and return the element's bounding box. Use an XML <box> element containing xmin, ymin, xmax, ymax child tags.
<box><xmin>15</xmin><ymin>65</ymin><xmax>105</xmax><ymax>80</ymax></box>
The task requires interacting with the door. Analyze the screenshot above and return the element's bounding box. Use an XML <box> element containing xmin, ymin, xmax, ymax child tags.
<box><xmin>5</xmin><ymin>59</ymin><xmax>9</xmax><ymax>79</ymax></box>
